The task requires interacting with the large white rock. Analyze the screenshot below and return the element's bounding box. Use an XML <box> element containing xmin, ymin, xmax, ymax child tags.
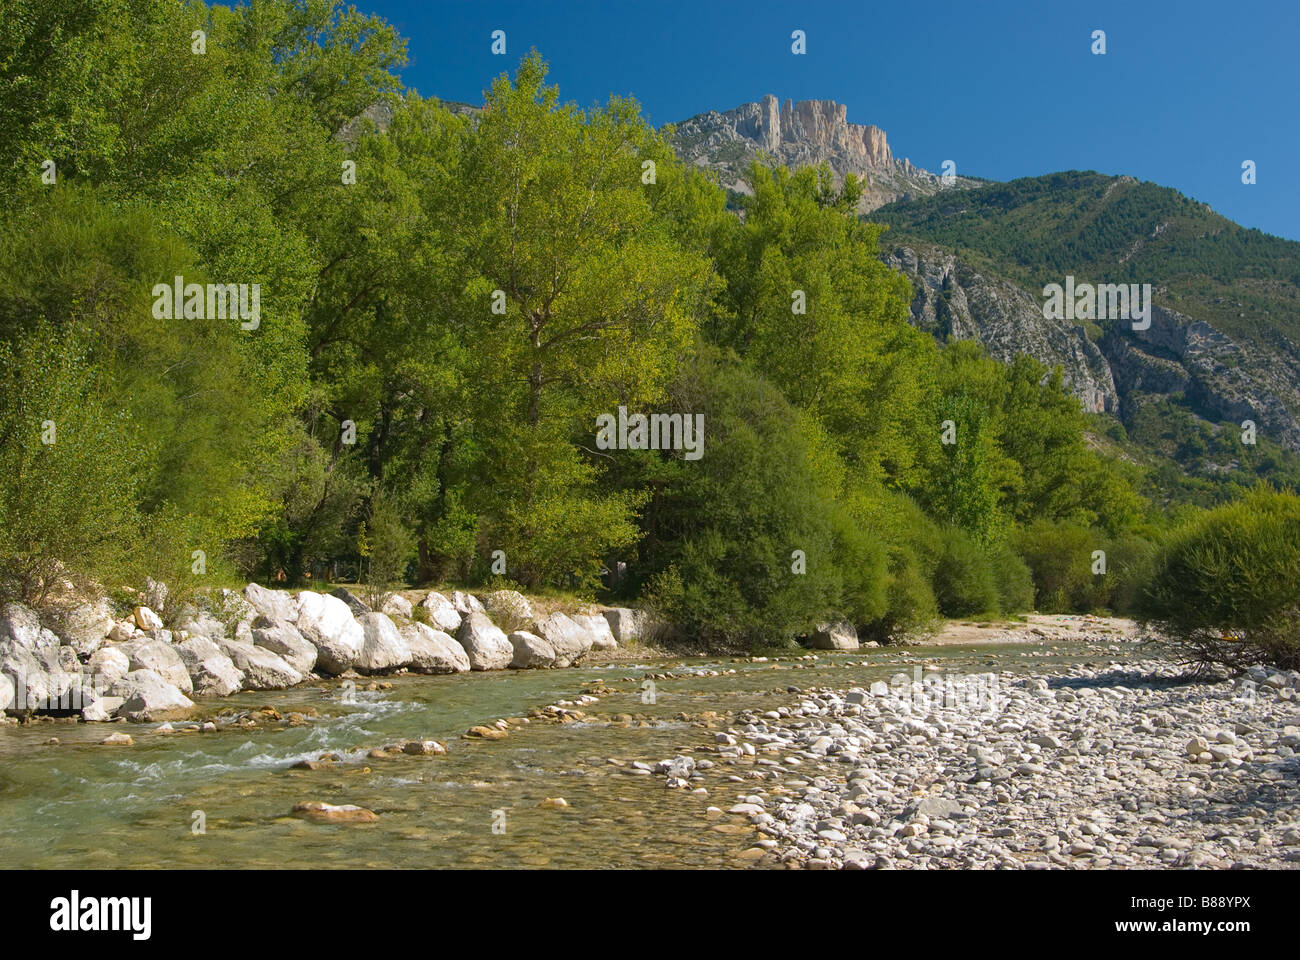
<box><xmin>294</xmin><ymin>591</ymin><xmax>363</xmax><ymax>674</ymax></box>
<box><xmin>120</xmin><ymin>638</ymin><xmax>193</xmax><ymax>695</ymax></box>
<box><xmin>87</xmin><ymin>646</ymin><xmax>130</xmax><ymax>686</ymax></box>
<box><xmin>0</xmin><ymin>672</ymin><xmax>13</xmax><ymax>712</ymax></box>
<box><xmin>573</xmin><ymin>613</ymin><xmax>617</xmax><ymax>650</ymax></box>
<box><xmin>176</xmin><ymin>637</ymin><xmax>244</xmax><ymax>697</ymax></box>
<box><xmin>399</xmin><ymin>622</ymin><xmax>470</xmax><ymax>673</ymax></box>
<box><xmin>133</xmin><ymin>606</ymin><xmax>163</xmax><ymax>631</ymax></box>
<box><xmin>110</xmin><ymin>668</ymin><xmax>195</xmax><ymax>721</ymax></box>
<box><xmin>809</xmin><ymin>620</ymin><xmax>859</xmax><ymax>651</ymax></box>
<box><xmin>482</xmin><ymin>591</ymin><xmax>534</xmax><ymax>631</ymax></box>
<box><xmin>1</xmin><ymin>644</ymin><xmax>50</xmax><ymax>712</ymax></box>
<box><xmin>35</xmin><ymin>643</ymin><xmax>81</xmax><ymax>706</ymax></box>
<box><xmin>356</xmin><ymin>612</ymin><xmax>411</xmax><ymax>674</ymax></box>
<box><xmin>455</xmin><ymin>611</ymin><xmax>513</xmax><ymax>671</ymax></box>
<box><xmin>380</xmin><ymin>594</ymin><xmax>413</xmax><ymax>620</ymax></box>
<box><xmin>173</xmin><ymin>610</ymin><xmax>226</xmax><ymax>641</ymax></box>
<box><xmin>216</xmin><ymin>638</ymin><xmax>302</xmax><ymax>690</ymax></box>
<box><xmin>508</xmin><ymin>630</ymin><xmax>556</xmax><ymax>669</ymax></box>
<box><xmin>450</xmin><ymin>591</ymin><xmax>485</xmax><ymax>618</ymax></box>
<box><xmin>417</xmin><ymin>592</ymin><xmax>462</xmax><ymax>633</ymax></box>
<box><xmin>242</xmin><ymin>582</ymin><xmax>299</xmax><ymax>623</ymax></box>
<box><xmin>57</xmin><ymin>598</ymin><xmax>115</xmax><ymax>656</ymax></box>
<box><xmin>534</xmin><ymin>612</ymin><xmax>593</xmax><ymax>668</ymax></box>
<box><xmin>0</xmin><ymin>602</ymin><xmax>42</xmax><ymax>650</ymax></box>
<box><xmin>601</xmin><ymin>607</ymin><xmax>650</xmax><ymax>644</ymax></box>
<box><xmin>251</xmin><ymin>620</ymin><xmax>317</xmax><ymax>674</ymax></box>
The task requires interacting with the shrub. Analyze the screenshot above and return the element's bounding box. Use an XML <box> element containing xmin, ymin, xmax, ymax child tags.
<box><xmin>0</xmin><ymin>326</ymin><xmax>147</xmax><ymax>604</ymax></box>
<box><xmin>988</xmin><ymin>540</ymin><xmax>1034</xmax><ymax>614</ymax></box>
<box><xmin>1137</xmin><ymin>487</ymin><xmax>1300</xmax><ymax>671</ymax></box>
<box><xmin>932</xmin><ymin>527</ymin><xmax>998</xmax><ymax>617</ymax></box>
<box><xmin>862</xmin><ymin>547</ymin><xmax>939</xmax><ymax>643</ymax></box>
<box><xmin>1099</xmin><ymin>532</ymin><xmax>1158</xmax><ymax>615</ymax></box>
<box><xmin>1014</xmin><ymin>519</ymin><xmax>1098</xmax><ymax>612</ymax></box>
<box><xmin>358</xmin><ymin>488</ymin><xmax>417</xmax><ymax>609</ymax></box>
<box><xmin>638</xmin><ymin>348</ymin><xmax>851</xmax><ymax>647</ymax></box>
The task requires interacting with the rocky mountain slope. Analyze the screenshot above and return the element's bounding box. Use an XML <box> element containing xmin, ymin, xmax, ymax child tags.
<box><xmin>874</xmin><ymin>173</ymin><xmax>1300</xmax><ymax>456</ymax></box>
<box><xmin>670</xmin><ymin>94</ymin><xmax>980</xmax><ymax>211</ymax></box>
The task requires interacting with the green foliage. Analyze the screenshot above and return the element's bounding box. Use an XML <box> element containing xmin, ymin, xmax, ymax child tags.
<box><xmin>865</xmin><ymin>549</ymin><xmax>940</xmax><ymax>643</ymax></box>
<box><xmin>639</xmin><ymin>347</ymin><xmax>876</xmax><ymax>646</ymax></box>
<box><xmin>1138</xmin><ymin>487</ymin><xmax>1300</xmax><ymax>671</ymax></box>
<box><xmin>1014</xmin><ymin>519</ymin><xmax>1103</xmax><ymax>612</ymax></box>
<box><xmin>709</xmin><ymin>159</ymin><xmax>930</xmax><ymax>484</ymax></box>
<box><xmin>0</xmin><ymin>324</ymin><xmax>147</xmax><ymax>603</ymax></box>
<box><xmin>932</xmin><ymin>527</ymin><xmax>999</xmax><ymax>617</ymax></box>
<box><xmin>358</xmin><ymin>487</ymin><xmax>416</xmax><ymax>608</ymax></box>
<box><xmin>3</xmin><ymin>5</ymin><xmax>1264</xmax><ymax>664</ymax></box>
<box><xmin>987</xmin><ymin>539</ymin><xmax>1035</xmax><ymax>614</ymax></box>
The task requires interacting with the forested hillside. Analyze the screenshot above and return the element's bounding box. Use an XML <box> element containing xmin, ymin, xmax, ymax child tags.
<box><xmin>875</xmin><ymin>173</ymin><xmax>1300</xmax><ymax>507</ymax></box>
<box><xmin>1</xmin><ymin>0</ymin><xmax>1295</xmax><ymax>656</ymax></box>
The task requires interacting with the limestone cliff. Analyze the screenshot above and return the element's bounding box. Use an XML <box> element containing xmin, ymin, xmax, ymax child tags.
<box><xmin>670</xmin><ymin>95</ymin><xmax>976</xmax><ymax>212</ymax></box>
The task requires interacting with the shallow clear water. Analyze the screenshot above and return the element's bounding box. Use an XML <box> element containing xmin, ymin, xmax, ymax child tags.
<box><xmin>0</xmin><ymin>640</ymin><xmax>1140</xmax><ymax>868</ymax></box>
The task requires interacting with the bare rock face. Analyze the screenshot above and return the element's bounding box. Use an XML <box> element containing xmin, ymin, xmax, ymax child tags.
<box><xmin>886</xmin><ymin>244</ymin><xmax>1300</xmax><ymax>449</ymax></box>
<box><xmin>399</xmin><ymin>622</ymin><xmax>470</xmax><ymax>674</ymax></box>
<box><xmin>886</xmin><ymin>245</ymin><xmax>1120</xmax><ymax>414</ymax></box>
<box><xmin>671</xmin><ymin>95</ymin><xmax>972</xmax><ymax>212</ymax></box>
<box><xmin>455</xmin><ymin>612</ymin><xmax>513</xmax><ymax>671</ymax></box>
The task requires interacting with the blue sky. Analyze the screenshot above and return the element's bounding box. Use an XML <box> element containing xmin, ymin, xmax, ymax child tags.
<box><xmin>360</xmin><ymin>0</ymin><xmax>1300</xmax><ymax>240</ymax></box>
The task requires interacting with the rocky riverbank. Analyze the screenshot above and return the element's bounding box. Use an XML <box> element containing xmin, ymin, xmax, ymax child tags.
<box><xmin>0</xmin><ymin>582</ymin><xmax>651</xmax><ymax>723</ymax></box>
<box><xmin>657</xmin><ymin>654</ymin><xmax>1300</xmax><ymax>869</ymax></box>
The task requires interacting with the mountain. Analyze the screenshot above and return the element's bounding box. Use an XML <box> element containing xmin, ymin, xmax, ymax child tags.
<box><xmin>669</xmin><ymin>95</ymin><xmax>980</xmax><ymax>212</ymax></box>
<box><xmin>665</xmin><ymin>96</ymin><xmax>1300</xmax><ymax>499</ymax></box>
<box><xmin>874</xmin><ymin>172</ymin><xmax>1300</xmax><ymax>460</ymax></box>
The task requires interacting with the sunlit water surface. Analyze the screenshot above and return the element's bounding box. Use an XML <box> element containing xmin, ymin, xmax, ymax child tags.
<box><xmin>0</xmin><ymin>641</ymin><xmax>1141</xmax><ymax>868</ymax></box>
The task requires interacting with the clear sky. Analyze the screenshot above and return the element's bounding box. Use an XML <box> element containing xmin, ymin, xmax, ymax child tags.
<box><xmin>359</xmin><ymin>0</ymin><xmax>1300</xmax><ymax>241</ymax></box>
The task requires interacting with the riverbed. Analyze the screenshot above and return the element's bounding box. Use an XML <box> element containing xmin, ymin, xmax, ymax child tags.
<box><xmin>0</xmin><ymin>625</ymin><xmax>1179</xmax><ymax>869</ymax></box>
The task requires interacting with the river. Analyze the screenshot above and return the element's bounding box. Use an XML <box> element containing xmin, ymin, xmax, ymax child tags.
<box><xmin>0</xmin><ymin>637</ymin><xmax>1146</xmax><ymax>868</ymax></box>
